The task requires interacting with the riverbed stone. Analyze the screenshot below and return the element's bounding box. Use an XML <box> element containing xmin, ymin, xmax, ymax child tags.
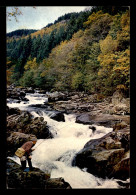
<box><xmin>7</xmin><ymin>85</ymin><xmax>29</xmax><ymax>101</ymax></box>
<box><xmin>48</xmin><ymin>111</ymin><xmax>65</xmax><ymax>122</ymax></box>
<box><xmin>45</xmin><ymin>178</ymin><xmax>72</xmax><ymax>189</ymax></box>
<box><xmin>7</xmin><ymin>110</ymin><xmax>53</xmax><ymax>139</ymax></box>
<box><xmin>76</xmin><ymin>113</ymin><xmax>120</xmax><ymax>127</ymax></box>
<box><xmin>47</xmin><ymin>91</ymin><xmax>68</xmax><ymax>102</ymax></box>
<box><xmin>6</xmin><ymin>158</ymin><xmax>72</xmax><ymax>189</ymax></box>
<box><xmin>72</xmin><ymin>128</ymin><xmax>130</xmax><ymax>180</ymax></box>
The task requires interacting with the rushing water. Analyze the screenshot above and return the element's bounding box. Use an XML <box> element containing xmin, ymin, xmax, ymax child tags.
<box><xmin>7</xmin><ymin>92</ymin><xmax>122</xmax><ymax>189</ymax></box>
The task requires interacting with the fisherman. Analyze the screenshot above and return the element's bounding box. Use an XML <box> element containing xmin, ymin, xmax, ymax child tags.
<box><xmin>20</xmin><ymin>138</ymin><xmax>37</xmax><ymax>171</ymax></box>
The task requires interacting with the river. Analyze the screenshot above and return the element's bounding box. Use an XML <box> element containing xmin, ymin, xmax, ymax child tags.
<box><xmin>7</xmin><ymin>92</ymin><xmax>122</xmax><ymax>188</ymax></box>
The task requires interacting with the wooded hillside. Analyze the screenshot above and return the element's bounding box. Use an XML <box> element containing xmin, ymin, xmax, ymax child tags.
<box><xmin>7</xmin><ymin>6</ymin><xmax>130</xmax><ymax>97</ymax></box>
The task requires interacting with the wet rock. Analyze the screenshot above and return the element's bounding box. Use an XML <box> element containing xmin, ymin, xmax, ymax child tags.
<box><xmin>7</xmin><ymin>86</ymin><xmax>29</xmax><ymax>101</ymax></box>
<box><xmin>7</xmin><ymin>111</ymin><xmax>32</xmax><ymax>131</ymax></box>
<box><xmin>47</xmin><ymin>91</ymin><xmax>68</xmax><ymax>102</ymax></box>
<box><xmin>48</xmin><ymin>111</ymin><xmax>65</xmax><ymax>122</ymax></box>
<box><xmin>24</xmin><ymin>87</ymin><xmax>35</xmax><ymax>93</ymax></box>
<box><xmin>76</xmin><ymin>113</ymin><xmax>92</xmax><ymax>124</ymax></box>
<box><xmin>7</xmin><ymin>110</ymin><xmax>53</xmax><ymax>139</ymax></box>
<box><xmin>28</xmin><ymin>104</ymin><xmax>48</xmax><ymax>108</ymax></box>
<box><xmin>72</xmin><ymin>128</ymin><xmax>130</xmax><ymax>180</ymax></box>
<box><xmin>6</xmin><ymin>158</ymin><xmax>72</xmax><ymax>189</ymax></box>
<box><xmin>76</xmin><ymin>113</ymin><xmax>120</xmax><ymax>127</ymax></box>
<box><xmin>112</xmin><ymin>90</ymin><xmax>125</xmax><ymax>105</ymax></box>
<box><xmin>104</xmin><ymin>90</ymin><xmax>130</xmax><ymax>115</ymax></box>
<box><xmin>89</xmin><ymin>126</ymin><xmax>96</xmax><ymax>133</ymax></box>
<box><xmin>6</xmin><ymin>106</ymin><xmax>21</xmax><ymax>116</ymax></box>
<box><xmin>7</xmin><ymin>158</ymin><xmax>49</xmax><ymax>189</ymax></box>
<box><xmin>112</xmin><ymin>151</ymin><xmax>130</xmax><ymax>180</ymax></box>
<box><xmin>45</xmin><ymin>178</ymin><xmax>72</xmax><ymax>189</ymax></box>
<box><xmin>113</xmin><ymin>121</ymin><xmax>128</xmax><ymax>131</ymax></box>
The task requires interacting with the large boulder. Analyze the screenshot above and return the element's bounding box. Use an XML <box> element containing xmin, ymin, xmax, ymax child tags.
<box><xmin>45</xmin><ymin>178</ymin><xmax>72</xmax><ymax>189</ymax></box>
<box><xmin>112</xmin><ymin>90</ymin><xmax>125</xmax><ymax>105</ymax></box>
<box><xmin>7</xmin><ymin>86</ymin><xmax>29</xmax><ymax>101</ymax></box>
<box><xmin>106</xmin><ymin>90</ymin><xmax>130</xmax><ymax>115</ymax></box>
<box><xmin>6</xmin><ymin>106</ymin><xmax>21</xmax><ymax>116</ymax></box>
<box><xmin>6</xmin><ymin>158</ymin><xmax>50</xmax><ymax>189</ymax></box>
<box><xmin>111</xmin><ymin>151</ymin><xmax>130</xmax><ymax>180</ymax></box>
<box><xmin>24</xmin><ymin>87</ymin><xmax>35</xmax><ymax>93</ymax></box>
<box><xmin>48</xmin><ymin>111</ymin><xmax>65</xmax><ymax>122</ymax></box>
<box><xmin>7</xmin><ymin>110</ymin><xmax>53</xmax><ymax>139</ymax></box>
<box><xmin>72</xmin><ymin>128</ymin><xmax>130</xmax><ymax>180</ymax></box>
<box><xmin>76</xmin><ymin>113</ymin><xmax>120</xmax><ymax>127</ymax></box>
<box><xmin>47</xmin><ymin>91</ymin><xmax>68</xmax><ymax>102</ymax></box>
<box><xmin>6</xmin><ymin>159</ymin><xmax>72</xmax><ymax>189</ymax></box>
<box><xmin>7</xmin><ymin>111</ymin><xmax>32</xmax><ymax>132</ymax></box>
<box><xmin>76</xmin><ymin>113</ymin><xmax>130</xmax><ymax>128</ymax></box>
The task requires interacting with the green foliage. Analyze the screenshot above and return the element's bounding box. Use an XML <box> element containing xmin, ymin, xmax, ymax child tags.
<box><xmin>7</xmin><ymin>9</ymin><xmax>130</xmax><ymax>97</ymax></box>
<box><xmin>71</xmin><ymin>72</ymin><xmax>84</xmax><ymax>90</ymax></box>
<box><xmin>19</xmin><ymin>70</ymin><xmax>34</xmax><ymax>87</ymax></box>
<box><xmin>97</xmin><ymin>10</ymin><xmax>130</xmax><ymax>95</ymax></box>
<box><xmin>7</xmin><ymin>29</ymin><xmax>37</xmax><ymax>38</ymax></box>
<box><xmin>90</xmin><ymin>6</ymin><xmax>129</xmax><ymax>15</ymax></box>
<box><xmin>84</xmin><ymin>42</ymin><xmax>101</xmax><ymax>93</ymax></box>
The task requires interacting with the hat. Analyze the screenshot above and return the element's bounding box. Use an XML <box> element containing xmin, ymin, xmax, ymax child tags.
<box><xmin>30</xmin><ymin>137</ymin><xmax>37</xmax><ymax>142</ymax></box>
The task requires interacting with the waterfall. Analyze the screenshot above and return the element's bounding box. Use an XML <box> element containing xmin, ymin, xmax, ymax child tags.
<box><xmin>7</xmin><ymin>92</ymin><xmax>120</xmax><ymax>188</ymax></box>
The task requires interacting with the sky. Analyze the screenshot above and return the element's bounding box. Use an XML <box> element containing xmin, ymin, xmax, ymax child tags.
<box><xmin>6</xmin><ymin>6</ymin><xmax>90</xmax><ymax>33</ymax></box>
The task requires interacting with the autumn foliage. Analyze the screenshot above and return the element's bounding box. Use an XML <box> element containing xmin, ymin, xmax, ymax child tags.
<box><xmin>7</xmin><ymin>8</ymin><xmax>130</xmax><ymax>96</ymax></box>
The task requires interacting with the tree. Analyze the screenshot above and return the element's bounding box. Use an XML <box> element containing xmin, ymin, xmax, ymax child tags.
<box><xmin>7</xmin><ymin>7</ymin><xmax>36</xmax><ymax>22</ymax></box>
<box><xmin>97</xmin><ymin>11</ymin><xmax>130</xmax><ymax>95</ymax></box>
<box><xmin>71</xmin><ymin>72</ymin><xmax>84</xmax><ymax>90</ymax></box>
<box><xmin>23</xmin><ymin>35</ymin><xmax>32</xmax><ymax>60</ymax></box>
<box><xmin>84</xmin><ymin>42</ymin><xmax>101</xmax><ymax>93</ymax></box>
<box><xmin>24</xmin><ymin>58</ymin><xmax>38</xmax><ymax>71</ymax></box>
<box><xmin>19</xmin><ymin>70</ymin><xmax>34</xmax><ymax>87</ymax></box>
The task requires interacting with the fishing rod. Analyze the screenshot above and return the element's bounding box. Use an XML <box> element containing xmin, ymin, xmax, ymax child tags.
<box><xmin>33</xmin><ymin>139</ymin><xmax>46</xmax><ymax>150</ymax></box>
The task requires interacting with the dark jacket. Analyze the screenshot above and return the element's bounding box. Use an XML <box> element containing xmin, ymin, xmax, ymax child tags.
<box><xmin>21</xmin><ymin>141</ymin><xmax>33</xmax><ymax>155</ymax></box>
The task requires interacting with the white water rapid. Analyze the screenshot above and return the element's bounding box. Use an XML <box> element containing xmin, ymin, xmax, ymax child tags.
<box><xmin>7</xmin><ymin>92</ymin><xmax>121</xmax><ymax>189</ymax></box>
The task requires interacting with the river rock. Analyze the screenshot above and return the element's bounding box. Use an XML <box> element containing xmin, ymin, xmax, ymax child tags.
<box><xmin>111</xmin><ymin>150</ymin><xmax>130</xmax><ymax>180</ymax></box>
<box><xmin>6</xmin><ymin>106</ymin><xmax>21</xmax><ymax>116</ymax></box>
<box><xmin>24</xmin><ymin>87</ymin><xmax>35</xmax><ymax>93</ymax></box>
<box><xmin>47</xmin><ymin>91</ymin><xmax>68</xmax><ymax>102</ymax></box>
<box><xmin>104</xmin><ymin>90</ymin><xmax>130</xmax><ymax>115</ymax></box>
<box><xmin>76</xmin><ymin>113</ymin><xmax>120</xmax><ymax>127</ymax></box>
<box><xmin>113</xmin><ymin>121</ymin><xmax>128</xmax><ymax>131</ymax></box>
<box><xmin>76</xmin><ymin>112</ymin><xmax>130</xmax><ymax>128</ymax></box>
<box><xmin>7</xmin><ymin>86</ymin><xmax>29</xmax><ymax>101</ymax></box>
<box><xmin>7</xmin><ymin>158</ymin><xmax>72</xmax><ymax>189</ymax></box>
<box><xmin>72</xmin><ymin>128</ymin><xmax>130</xmax><ymax>180</ymax></box>
<box><xmin>48</xmin><ymin>111</ymin><xmax>65</xmax><ymax>122</ymax></box>
<box><xmin>7</xmin><ymin>158</ymin><xmax>50</xmax><ymax>189</ymax></box>
<box><xmin>7</xmin><ymin>110</ymin><xmax>53</xmax><ymax>139</ymax></box>
<box><xmin>45</xmin><ymin>178</ymin><xmax>72</xmax><ymax>189</ymax></box>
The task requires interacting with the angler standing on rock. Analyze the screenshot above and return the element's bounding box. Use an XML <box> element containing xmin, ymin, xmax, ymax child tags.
<box><xmin>15</xmin><ymin>138</ymin><xmax>37</xmax><ymax>171</ymax></box>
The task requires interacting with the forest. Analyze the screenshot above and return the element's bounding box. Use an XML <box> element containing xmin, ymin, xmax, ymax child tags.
<box><xmin>7</xmin><ymin>6</ymin><xmax>130</xmax><ymax>97</ymax></box>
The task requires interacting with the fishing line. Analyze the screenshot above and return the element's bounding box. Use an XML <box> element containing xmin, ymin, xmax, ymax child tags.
<box><xmin>33</xmin><ymin>120</ymin><xmax>80</xmax><ymax>150</ymax></box>
<box><xmin>31</xmin><ymin>110</ymin><xmax>92</xmax><ymax>150</ymax></box>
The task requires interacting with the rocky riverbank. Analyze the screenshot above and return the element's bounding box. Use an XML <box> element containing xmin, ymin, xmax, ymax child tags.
<box><xmin>7</xmin><ymin>158</ymin><xmax>71</xmax><ymax>189</ymax></box>
<box><xmin>6</xmin><ymin>85</ymin><xmax>130</xmax><ymax>188</ymax></box>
